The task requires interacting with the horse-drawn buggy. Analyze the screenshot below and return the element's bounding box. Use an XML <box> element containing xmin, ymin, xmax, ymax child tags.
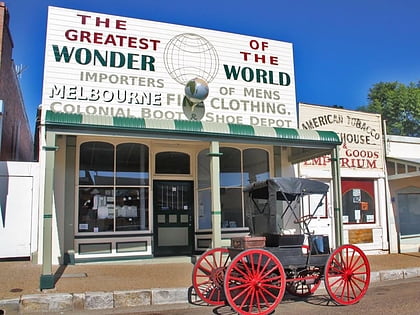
<box><xmin>192</xmin><ymin>177</ymin><xmax>370</xmax><ymax>314</ymax></box>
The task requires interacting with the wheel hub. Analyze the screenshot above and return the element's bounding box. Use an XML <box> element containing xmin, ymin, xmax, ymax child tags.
<box><xmin>343</xmin><ymin>269</ymin><xmax>353</xmax><ymax>281</ymax></box>
<box><xmin>210</xmin><ymin>267</ymin><xmax>226</xmax><ymax>287</ymax></box>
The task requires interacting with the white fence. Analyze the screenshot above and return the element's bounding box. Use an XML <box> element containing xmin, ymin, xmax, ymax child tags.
<box><xmin>0</xmin><ymin>161</ymin><xmax>39</xmax><ymax>258</ymax></box>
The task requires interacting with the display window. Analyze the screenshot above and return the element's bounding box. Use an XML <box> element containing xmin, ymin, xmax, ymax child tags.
<box><xmin>342</xmin><ymin>179</ymin><xmax>375</xmax><ymax>224</ymax></box>
<box><xmin>77</xmin><ymin>141</ymin><xmax>150</xmax><ymax>233</ymax></box>
<box><xmin>197</xmin><ymin>147</ymin><xmax>269</xmax><ymax>230</ymax></box>
<box><xmin>398</xmin><ymin>192</ymin><xmax>420</xmax><ymax>236</ymax></box>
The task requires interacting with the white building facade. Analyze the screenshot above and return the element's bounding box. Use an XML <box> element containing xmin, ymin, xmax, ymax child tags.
<box><xmin>36</xmin><ymin>6</ymin><xmax>342</xmax><ymax>289</ymax></box>
<box><xmin>386</xmin><ymin>135</ymin><xmax>420</xmax><ymax>253</ymax></box>
<box><xmin>299</xmin><ymin>103</ymin><xmax>395</xmax><ymax>254</ymax></box>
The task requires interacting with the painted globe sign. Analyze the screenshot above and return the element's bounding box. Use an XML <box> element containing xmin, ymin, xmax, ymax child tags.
<box><xmin>42</xmin><ymin>7</ymin><xmax>297</xmax><ymax>128</ymax></box>
<box><xmin>163</xmin><ymin>33</ymin><xmax>219</xmax><ymax>85</ymax></box>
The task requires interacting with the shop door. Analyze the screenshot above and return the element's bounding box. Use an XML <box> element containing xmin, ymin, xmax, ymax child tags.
<box><xmin>153</xmin><ymin>181</ymin><xmax>194</xmax><ymax>256</ymax></box>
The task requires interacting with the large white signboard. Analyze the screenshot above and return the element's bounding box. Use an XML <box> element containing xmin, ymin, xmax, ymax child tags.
<box><xmin>42</xmin><ymin>7</ymin><xmax>297</xmax><ymax>128</ymax></box>
<box><xmin>299</xmin><ymin>103</ymin><xmax>384</xmax><ymax>172</ymax></box>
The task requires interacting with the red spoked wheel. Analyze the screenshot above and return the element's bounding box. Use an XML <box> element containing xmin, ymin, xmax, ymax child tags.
<box><xmin>223</xmin><ymin>249</ymin><xmax>286</xmax><ymax>315</ymax></box>
<box><xmin>286</xmin><ymin>267</ymin><xmax>322</xmax><ymax>297</ymax></box>
<box><xmin>324</xmin><ymin>244</ymin><xmax>370</xmax><ymax>305</ymax></box>
<box><xmin>192</xmin><ymin>247</ymin><xmax>231</xmax><ymax>305</ymax></box>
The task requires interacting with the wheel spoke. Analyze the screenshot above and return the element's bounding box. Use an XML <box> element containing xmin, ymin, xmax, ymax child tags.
<box><xmin>192</xmin><ymin>248</ymin><xmax>230</xmax><ymax>306</ymax></box>
<box><xmin>348</xmin><ymin>252</ymin><xmax>361</xmax><ymax>270</ymax></box>
<box><xmin>232</xmin><ymin>263</ymin><xmax>250</xmax><ymax>281</ymax></box>
<box><xmin>325</xmin><ymin>245</ymin><xmax>370</xmax><ymax>305</ymax></box>
<box><xmin>247</xmin><ymin>288</ymin><xmax>255</xmax><ymax>312</ymax></box>
<box><xmin>348</xmin><ymin>278</ymin><xmax>359</xmax><ymax>299</ymax></box>
<box><xmin>224</xmin><ymin>249</ymin><xmax>285</xmax><ymax>315</ymax></box>
<box><xmin>237</xmin><ymin>286</ymin><xmax>252</xmax><ymax>309</ymax></box>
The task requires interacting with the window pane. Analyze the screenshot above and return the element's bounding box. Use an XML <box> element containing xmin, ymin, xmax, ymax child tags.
<box><xmin>79</xmin><ymin>142</ymin><xmax>114</xmax><ymax>185</ymax></box>
<box><xmin>243</xmin><ymin>148</ymin><xmax>269</xmax><ymax>184</ymax></box>
<box><xmin>386</xmin><ymin>161</ymin><xmax>395</xmax><ymax>176</ymax></box>
<box><xmin>398</xmin><ymin>193</ymin><xmax>420</xmax><ymax>236</ymax></box>
<box><xmin>78</xmin><ymin>187</ymin><xmax>114</xmax><ymax>232</ymax></box>
<box><xmin>397</xmin><ymin>163</ymin><xmax>405</xmax><ymax>174</ymax></box>
<box><xmin>220</xmin><ymin>147</ymin><xmax>241</xmax><ymax>187</ymax></box>
<box><xmin>155</xmin><ymin>151</ymin><xmax>190</xmax><ymax>174</ymax></box>
<box><xmin>116</xmin><ymin>143</ymin><xmax>149</xmax><ymax>185</ymax></box>
<box><xmin>198</xmin><ymin>149</ymin><xmax>210</xmax><ymax>189</ymax></box>
<box><xmin>342</xmin><ymin>189</ymin><xmax>375</xmax><ymax>224</ymax></box>
<box><xmin>407</xmin><ymin>165</ymin><xmax>416</xmax><ymax>173</ymax></box>
<box><xmin>221</xmin><ymin>188</ymin><xmax>243</xmax><ymax>228</ymax></box>
<box><xmin>198</xmin><ymin>189</ymin><xmax>212</xmax><ymax>229</ymax></box>
<box><xmin>115</xmin><ymin>188</ymin><xmax>149</xmax><ymax>231</ymax></box>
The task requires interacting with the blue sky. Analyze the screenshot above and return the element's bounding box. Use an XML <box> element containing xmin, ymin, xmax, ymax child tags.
<box><xmin>6</xmin><ymin>0</ymin><xmax>420</xmax><ymax>133</ymax></box>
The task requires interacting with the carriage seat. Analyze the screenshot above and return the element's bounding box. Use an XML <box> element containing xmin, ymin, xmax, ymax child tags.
<box><xmin>264</xmin><ymin>234</ymin><xmax>305</xmax><ymax>248</ymax></box>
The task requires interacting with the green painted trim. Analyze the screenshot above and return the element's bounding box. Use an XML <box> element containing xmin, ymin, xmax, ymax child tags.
<box><xmin>274</xmin><ymin>127</ymin><xmax>299</xmax><ymax>139</ymax></box>
<box><xmin>228</xmin><ymin>123</ymin><xmax>255</xmax><ymax>136</ymax></box>
<box><xmin>211</xmin><ymin>211</ymin><xmax>222</xmax><ymax>215</ymax></box>
<box><xmin>40</xmin><ymin>274</ymin><xmax>55</xmax><ymax>290</ymax></box>
<box><xmin>43</xmin><ymin>214</ymin><xmax>53</xmax><ymax>219</ymax></box>
<box><xmin>42</xmin><ymin>146</ymin><xmax>59</xmax><ymax>151</ymax></box>
<box><xmin>113</xmin><ymin>116</ymin><xmax>146</xmax><ymax>129</ymax></box>
<box><xmin>75</xmin><ymin>255</ymin><xmax>154</xmax><ymax>264</ymax></box>
<box><xmin>208</xmin><ymin>152</ymin><xmax>223</xmax><ymax>157</ymax></box>
<box><xmin>46</xmin><ymin>110</ymin><xmax>83</xmax><ymax>124</ymax></box>
<box><xmin>317</xmin><ymin>130</ymin><xmax>341</xmax><ymax>143</ymax></box>
<box><xmin>174</xmin><ymin>120</ymin><xmax>203</xmax><ymax>132</ymax></box>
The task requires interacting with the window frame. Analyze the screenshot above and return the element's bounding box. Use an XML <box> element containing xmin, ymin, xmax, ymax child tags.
<box><xmin>76</xmin><ymin>139</ymin><xmax>151</xmax><ymax>235</ymax></box>
<box><xmin>197</xmin><ymin>145</ymin><xmax>271</xmax><ymax>231</ymax></box>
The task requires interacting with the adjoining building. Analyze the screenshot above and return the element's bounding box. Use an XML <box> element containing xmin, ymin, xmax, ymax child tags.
<box><xmin>0</xmin><ymin>2</ymin><xmax>38</xmax><ymax>261</ymax></box>
<box><xmin>299</xmin><ymin>103</ymin><xmax>396</xmax><ymax>254</ymax></box>
<box><xmin>385</xmin><ymin>135</ymin><xmax>420</xmax><ymax>253</ymax></box>
<box><xmin>36</xmin><ymin>7</ymin><xmax>342</xmax><ymax>288</ymax></box>
<box><xmin>0</xmin><ymin>2</ymin><xmax>33</xmax><ymax>161</ymax></box>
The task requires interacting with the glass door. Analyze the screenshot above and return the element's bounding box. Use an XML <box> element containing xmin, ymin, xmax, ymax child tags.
<box><xmin>153</xmin><ymin>180</ymin><xmax>194</xmax><ymax>256</ymax></box>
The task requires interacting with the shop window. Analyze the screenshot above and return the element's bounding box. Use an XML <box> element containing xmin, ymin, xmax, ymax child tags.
<box><xmin>221</xmin><ymin>188</ymin><xmax>242</xmax><ymax>228</ymax></box>
<box><xmin>342</xmin><ymin>179</ymin><xmax>375</xmax><ymax>224</ymax></box>
<box><xmin>386</xmin><ymin>161</ymin><xmax>396</xmax><ymax>176</ymax></box>
<box><xmin>79</xmin><ymin>142</ymin><xmax>114</xmax><ymax>185</ymax></box>
<box><xmin>198</xmin><ymin>150</ymin><xmax>210</xmax><ymax>189</ymax></box>
<box><xmin>155</xmin><ymin>151</ymin><xmax>190</xmax><ymax>174</ymax></box>
<box><xmin>115</xmin><ymin>187</ymin><xmax>149</xmax><ymax>231</ymax></box>
<box><xmin>197</xmin><ymin>147</ymin><xmax>269</xmax><ymax>230</ymax></box>
<box><xmin>78</xmin><ymin>141</ymin><xmax>149</xmax><ymax>233</ymax></box>
<box><xmin>243</xmin><ymin>148</ymin><xmax>269</xmax><ymax>184</ymax></box>
<box><xmin>220</xmin><ymin>148</ymin><xmax>241</xmax><ymax>186</ymax></box>
<box><xmin>116</xmin><ymin>143</ymin><xmax>149</xmax><ymax>185</ymax></box>
<box><xmin>198</xmin><ymin>189</ymin><xmax>211</xmax><ymax>229</ymax></box>
<box><xmin>398</xmin><ymin>192</ymin><xmax>420</xmax><ymax>236</ymax></box>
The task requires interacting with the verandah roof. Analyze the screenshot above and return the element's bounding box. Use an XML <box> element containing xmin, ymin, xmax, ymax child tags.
<box><xmin>43</xmin><ymin>110</ymin><xmax>341</xmax><ymax>163</ymax></box>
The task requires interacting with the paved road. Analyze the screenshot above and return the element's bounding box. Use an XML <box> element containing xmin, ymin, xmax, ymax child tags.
<box><xmin>48</xmin><ymin>277</ymin><xmax>420</xmax><ymax>315</ymax></box>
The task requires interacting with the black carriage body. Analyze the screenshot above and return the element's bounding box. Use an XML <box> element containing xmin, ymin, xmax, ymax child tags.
<box><xmin>228</xmin><ymin>247</ymin><xmax>330</xmax><ymax>270</ymax></box>
<box><xmin>241</xmin><ymin>177</ymin><xmax>330</xmax><ymax>259</ymax></box>
<box><xmin>244</xmin><ymin>177</ymin><xmax>329</xmax><ymax>236</ymax></box>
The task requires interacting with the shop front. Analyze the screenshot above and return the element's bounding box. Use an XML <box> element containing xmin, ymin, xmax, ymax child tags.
<box><xmin>299</xmin><ymin>103</ymin><xmax>392</xmax><ymax>254</ymax></box>
<box><xmin>40</xmin><ymin>111</ymin><xmax>340</xmax><ymax>263</ymax></box>
<box><xmin>36</xmin><ymin>6</ymin><xmax>342</xmax><ymax>289</ymax></box>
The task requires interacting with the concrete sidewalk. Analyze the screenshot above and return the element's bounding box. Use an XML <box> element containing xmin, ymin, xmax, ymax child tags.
<box><xmin>1</xmin><ymin>252</ymin><xmax>420</xmax><ymax>314</ymax></box>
